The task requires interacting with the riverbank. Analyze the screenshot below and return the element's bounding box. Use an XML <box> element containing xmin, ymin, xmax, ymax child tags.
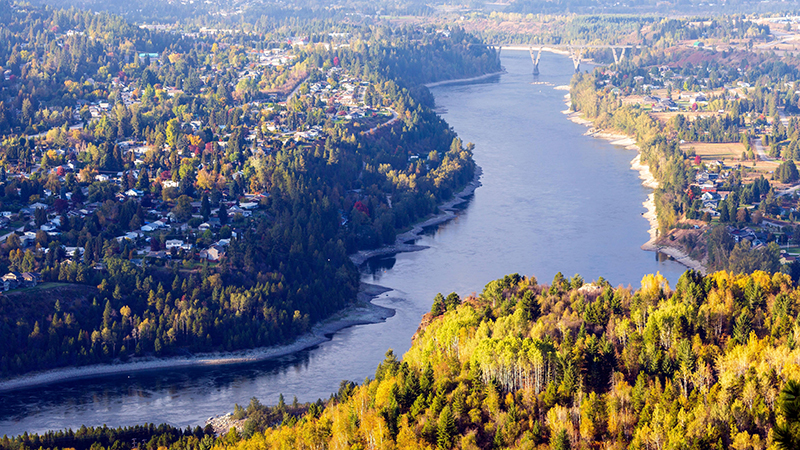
<box><xmin>350</xmin><ymin>166</ymin><xmax>483</xmax><ymax>266</ymax></box>
<box><xmin>0</xmin><ymin>73</ymin><xmax>486</xmax><ymax>395</ymax></box>
<box><xmin>0</xmin><ymin>283</ymin><xmax>394</xmax><ymax>393</ymax></box>
<box><xmin>561</xmin><ymin>93</ymin><xmax>708</xmax><ymax>274</ymax></box>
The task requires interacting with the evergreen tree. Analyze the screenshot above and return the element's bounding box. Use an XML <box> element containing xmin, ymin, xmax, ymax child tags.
<box><xmin>519</xmin><ymin>290</ymin><xmax>540</xmax><ymax>321</ymax></box>
<box><xmin>775</xmin><ymin>380</ymin><xmax>800</xmax><ymax>449</ymax></box>
<box><xmin>444</xmin><ymin>292</ymin><xmax>460</xmax><ymax>311</ymax></box>
<box><xmin>733</xmin><ymin>309</ymin><xmax>753</xmax><ymax>345</ymax></box>
<box><xmin>436</xmin><ymin>406</ymin><xmax>456</xmax><ymax>450</ymax></box>
<box><xmin>218</xmin><ymin>202</ymin><xmax>228</xmax><ymax>225</ymax></box>
<box><xmin>201</xmin><ymin>193</ymin><xmax>211</xmax><ymax>221</ymax></box>
<box><xmin>430</xmin><ymin>293</ymin><xmax>445</xmax><ymax>317</ymax></box>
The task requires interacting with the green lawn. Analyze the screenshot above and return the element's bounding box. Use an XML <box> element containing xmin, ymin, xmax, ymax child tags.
<box><xmin>7</xmin><ymin>282</ymin><xmax>72</xmax><ymax>294</ymax></box>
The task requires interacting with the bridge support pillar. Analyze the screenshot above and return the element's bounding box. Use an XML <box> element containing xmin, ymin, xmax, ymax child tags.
<box><xmin>569</xmin><ymin>46</ymin><xmax>582</xmax><ymax>73</ymax></box>
<box><xmin>530</xmin><ymin>47</ymin><xmax>543</xmax><ymax>75</ymax></box>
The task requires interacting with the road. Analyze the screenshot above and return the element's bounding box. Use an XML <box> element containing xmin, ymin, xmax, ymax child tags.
<box><xmin>362</xmin><ymin>109</ymin><xmax>399</xmax><ymax>135</ymax></box>
<box><xmin>753</xmin><ymin>137</ymin><xmax>774</xmax><ymax>162</ymax></box>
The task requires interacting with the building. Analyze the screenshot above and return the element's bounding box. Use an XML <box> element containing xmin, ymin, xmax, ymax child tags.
<box><xmin>200</xmin><ymin>245</ymin><xmax>225</xmax><ymax>261</ymax></box>
<box><xmin>1</xmin><ymin>271</ymin><xmax>41</xmax><ymax>291</ymax></box>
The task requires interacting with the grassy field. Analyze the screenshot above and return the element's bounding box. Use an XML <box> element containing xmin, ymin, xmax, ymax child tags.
<box><xmin>682</xmin><ymin>142</ymin><xmax>747</xmax><ymax>161</ymax></box>
<box><xmin>740</xmin><ymin>159</ymin><xmax>781</xmax><ymax>180</ymax></box>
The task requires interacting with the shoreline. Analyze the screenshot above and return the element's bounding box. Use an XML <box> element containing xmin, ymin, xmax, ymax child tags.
<box><xmin>350</xmin><ymin>166</ymin><xmax>483</xmax><ymax>266</ymax></box>
<box><xmin>562</xmin><ymin>93</ymin><xmax>707</xmax><ymax>274</ymax></box>
<box><xmin>424</xmin><ymin>70</ymin><xmax>505</xmax><ymax>88</ymax></box>
<box><xmin>0</xmin><ymin>283</ymin><xmax>395</xmax><ymax>393</ymax></box>
<box><xmin>0</xmin><ymin>73</ymin><xmax>488</xmax><ymax>395</ymax></box>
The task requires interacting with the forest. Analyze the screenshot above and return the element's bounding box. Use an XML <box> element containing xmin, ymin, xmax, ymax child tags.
<box><xmin>6</xmin><ymin>270</ymin><xmax>800</xmax><ymax>449</ymax></box>
<box><xmin>0</xmin><ymin>2</ymin><xmax>501</xmax><ymax>377</ymax></box>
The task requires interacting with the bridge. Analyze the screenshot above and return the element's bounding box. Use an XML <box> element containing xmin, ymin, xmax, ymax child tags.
<box><xmin>490</xmin><ymin>44</ymin><xmax>640</xmax><ymax>74</ymax></box>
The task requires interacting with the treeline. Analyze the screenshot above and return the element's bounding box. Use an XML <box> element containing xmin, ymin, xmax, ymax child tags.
<box><xmin>0</xmin><ymin>423</ymin><xmax>214</xmax><ymax>450</ymax></box>
<box><xmin>468</xmin><ymin>15</ymin><xmax>770</xmax><ymax>53</ymax></box>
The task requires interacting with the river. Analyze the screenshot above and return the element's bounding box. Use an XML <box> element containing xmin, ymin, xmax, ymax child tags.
<box><xmin>0</xmin><ymin>50</ymin><xmax>687</xmax><ymax>437</ymax></box>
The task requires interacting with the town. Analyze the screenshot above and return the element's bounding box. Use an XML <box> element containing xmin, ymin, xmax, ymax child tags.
<box><xmin>0</xmin><ymin>32</ymin><xmax>404</xmax><ymax>290</ymax></box>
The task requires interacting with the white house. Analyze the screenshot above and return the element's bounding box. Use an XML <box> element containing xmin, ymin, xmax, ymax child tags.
<box><xmin>165</xmin><ymin>239</ymin><xmax>184</xmax><ymax>249</ymax></box>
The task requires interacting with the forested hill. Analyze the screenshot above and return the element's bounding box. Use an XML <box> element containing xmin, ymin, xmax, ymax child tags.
<box><xmin>212</xmin><ymin>270</ymin><xmax>800</xmax><ymax>449</ymax></box>
<box><xmin>0</xmin><ymin>2</ymin><xmax>500</xmax><ymax>378</ymax></box>
<box><xmin>7</xmin><ymin>269</ymin><xmax>800</xmax><ymax>449</ymax></box>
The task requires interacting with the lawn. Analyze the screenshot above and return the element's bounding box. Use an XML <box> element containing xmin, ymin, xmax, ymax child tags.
<box><xmin>682</xmin><ymin>142</ymin><xmax>747</xmax><ymax>162</ymax></box>
<box><xmin>7</xmin><ymin>282</ymin><xmax>73</xmax><ymax>294</ymax></box>
<box><xmin>740</xmin><ymin>159</ymin><xmax>780</xmax><ymax>180</ymax></box>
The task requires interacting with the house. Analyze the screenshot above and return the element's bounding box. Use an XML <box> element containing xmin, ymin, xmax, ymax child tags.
<box><xmin>20</xmin><ymin>231</ymin><xmax>37</xmax><ymax>247</ymax></box>
<box><xmin>165</xmin><ymin>239</ymin><xmax>184</xmax><ymax>250</ymax></box>
<box><xmin>643</xmin><ymin>95</ymin><xmax>660</xmax><ymax>104</ymax></box>
<box><xmin>700</xmin><ymin>183</ymin><xmax>717</xmax><ymax>193</ymax></box>
<box><xmin>115</xmin><ymin>231</ymin><xmax>142</xmax><ymax>242</ymax></box>
<box><xmin>142</xmin><ymin>220</ymin><xmax>168</xmax><ymax>232</ymax></box>
<box><xmin>1</xmin><ymin>271</ymin><xmax>40</xmax><ymax>290</ymax></box>
<box><xmin>200</xmin><ymin>244</ymin><xmax>225</xmax><ymax>261</ymax></box>
<box><xmin>21</xmin><ymin>272</ymin><xmax>40</xmax><ymax>286</ymax></box>
<box><xmin>63</xmin><ymin>246</ymin><xmax>85</xmax><ymax>261</ymax></box>
<box><xmin>229</xmin><ymin>206</ymin><xmax>251</xmax><ymax>217</ymax></box>
<box><xmin>654</xmin><ymin>99</ymin><xmax>678</xmax><ymax>111</ymax></box>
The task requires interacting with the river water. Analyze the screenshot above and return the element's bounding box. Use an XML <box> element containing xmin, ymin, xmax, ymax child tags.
<box><xmin>0</xmin><ymin>50</ymin><xmax>686</xmax><ymax>437</ymax></box>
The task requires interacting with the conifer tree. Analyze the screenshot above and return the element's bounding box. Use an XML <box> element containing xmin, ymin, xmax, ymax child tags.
<box><xmin>436</xmin><ymin>405</ymin><xmax>456</xmax><ymax>450</ymax></box>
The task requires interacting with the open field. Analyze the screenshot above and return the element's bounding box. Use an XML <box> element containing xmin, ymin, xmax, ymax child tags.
<box><xmin>741</xmin><ymin>159</ymin><xmax>781</xmax><ymax>179</ymax></box>
<box><xmin>681</xmin><ymin>142</ymin><xmax>746</xmax><ymax>161</ymax></box>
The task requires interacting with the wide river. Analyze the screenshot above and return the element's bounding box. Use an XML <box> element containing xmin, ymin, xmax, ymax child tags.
<box><xmin>0</xmin><ymin>50</ymin><xmax>686</xmax><ymax>436</ymax></box>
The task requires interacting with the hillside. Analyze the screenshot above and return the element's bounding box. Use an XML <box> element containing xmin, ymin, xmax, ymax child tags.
<box><xmin>209</xmin><ymin>270</ymin><xmax>800</xmax><ymax>449</ymax></box>
<box><xmin>6</xmin><ymin>269</ymin><xmax>800</xmax><ymax>448</ymax></box>
<box><xmin>0</xmin><ymin>1</ymin><xmax>501</xmax><ymax>379</ymax></box>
